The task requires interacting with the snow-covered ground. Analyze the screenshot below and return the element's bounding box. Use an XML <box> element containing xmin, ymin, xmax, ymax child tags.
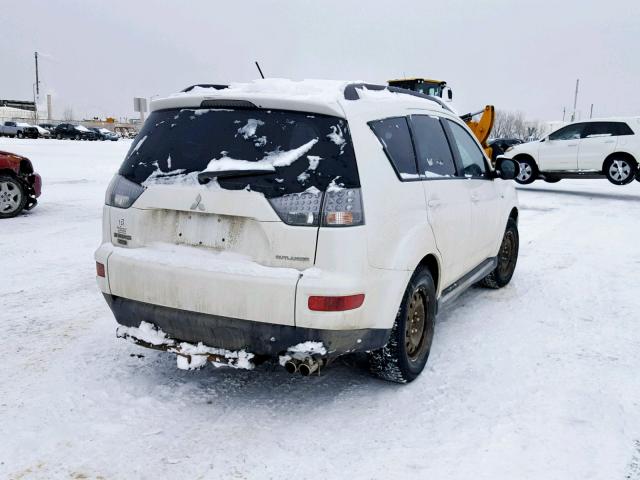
<box><xmin>2</xmin><ymin>138</ymin><xmax>640</xmax><ymax>480</ymax></box>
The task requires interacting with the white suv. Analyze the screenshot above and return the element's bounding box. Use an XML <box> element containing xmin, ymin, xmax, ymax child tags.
<box><xmin>95</xmin><ymin>80</ymin><xmax>519</xmax><ymax>383</ymax></box>
<box><xmin>502</xmin><ymin>118</ymin><xmax>640</xmax><ymax>185</ymax></box>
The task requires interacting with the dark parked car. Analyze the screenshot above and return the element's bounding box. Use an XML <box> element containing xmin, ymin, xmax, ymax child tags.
<box><xmin>53</xmin><ymin>123</ymin><xmax>97</xmax><ymax>140</ymax></box>
<box><xmin>89</xmin><ymin>127</ymin><xmax>119</xmax><ymax>141</ymax></box>
<box><xmin>488</xmin><ymin>138</ymin><xmax>524</xmax><ymax>162</ymax></box>
<box><xmin>0</xmin><ymin>150</ymin><xmax>42</xmax><ymax>218</ymax></box>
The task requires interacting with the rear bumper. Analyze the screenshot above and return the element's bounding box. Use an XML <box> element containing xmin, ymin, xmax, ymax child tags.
<box><xmin>103</xmin><ymin>294</ymin><xmax>390</xmax><ymax>356</ymax></box>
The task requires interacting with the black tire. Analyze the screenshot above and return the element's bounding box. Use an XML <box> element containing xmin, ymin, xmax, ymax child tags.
<box><xmin>0</xmin><ymin>175</ymin><xmax>28</xmax><ymax>219</ymax></box>
<box><xmin>56</xmin><ymin>133</ymin><xmax>62</xmax><ymax>140</ymax></box>
<box><xmin>636</xmin><ymin>169</ymin><xmax>640</xmax><ymax>183</ymax></box>
<box><xmin>604</xmin><ymin>157</ymin><xmax>636</xmax><ymax>185</ymax></box>
<box><xmin>479</xmin><ymin>218</ymin><xmax>519</xmax><ymax>289</ymax></box>
<box><xmin>17</xmin><ymin>131</ymin><xmax>23</xmax><ymax>139</ymax></box>
<box><xmin>369</xmin><ymin>268</ymin><xmax>436</xmax><ymax>383</ymax></box>
<box><xmin>75</xmin><ymin>134</ymin><xmax>81</xmax><ymax>140</ymax></box>
<box><xmin>514</xmin><ymin>158</ymin><xmax>538</xmax><ymax>184</ymax></box>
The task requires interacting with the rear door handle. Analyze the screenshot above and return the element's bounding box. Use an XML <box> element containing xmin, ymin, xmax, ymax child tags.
<box><xmin>470</xmin><ymin>193</ymin><xmax>479</xmax><ymax>203</ymax></box>
<box><xmin>428</xmin><ymin>200</ymin><xmax>442</xmax><ymax>208</ymax></box>
<box><xmin>567</xmin><ymin>143</ymin><xmax>577</xmax><ymax>147</ymax></box>
<box><xmin>604</xmin><ymin>140</ymin><xmax>615</xmax><ymax>144</ymax></box>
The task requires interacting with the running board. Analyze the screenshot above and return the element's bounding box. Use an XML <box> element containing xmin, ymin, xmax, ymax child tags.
<box><xmin>438</xmin><ymin>257</ymin><xmax>497</xmax><ymax>311</ymax></box>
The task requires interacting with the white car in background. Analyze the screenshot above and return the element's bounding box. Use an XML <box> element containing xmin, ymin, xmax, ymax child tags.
<box><xmin>501</xmin><ymin>118</ymin><xmax>640</xmax><ymax>185</ymax></box>
<box><xmin>95</xmin><ymin>80</ymin><xmax>519</xmax><ymax>383</ymax></box>
<box><xmin>32</xmin><ymin>124</ymin><xmax>51</xmax><ymax>138</ymax></box>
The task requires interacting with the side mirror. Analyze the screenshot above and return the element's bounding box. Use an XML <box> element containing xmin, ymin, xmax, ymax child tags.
<box><xmin>495</xmin><ymin>157</ymin><xmax>518</xmax><ymax>180</ymax></box>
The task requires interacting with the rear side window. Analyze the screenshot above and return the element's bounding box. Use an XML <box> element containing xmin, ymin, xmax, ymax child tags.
<box><xmin>583</xmin><ymin>121</ymin><xmax>634</xmax><ymax>137</ymax></box>
<box><xmin>409</xmin><ymin>115</ymin><xmax>456</xmax><ymax>178</ymax></box>
<box><xmin>445</xmin><ymin>120</ymin><xmax>487</xmax><ymax>178</ymax></box>
<box><xmin>612</xmin><ymin>122</ymin><xmax>634</xmax><ymax>135</ymax></box>
<box><xmin>119</xmin><ymin>109</ymin><xmax>359</xmax><ymax>198</ymax></box>
<box><xmin>369</xmin><ymin>117</ymin><xmax>418</xmax><ymax>180</ymax></box>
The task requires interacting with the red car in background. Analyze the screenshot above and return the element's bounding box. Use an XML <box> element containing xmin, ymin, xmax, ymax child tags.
<box><xmin>0</xmin><ymin>150</ymin><xmax>42</xmax><ymax>218</ymax></box>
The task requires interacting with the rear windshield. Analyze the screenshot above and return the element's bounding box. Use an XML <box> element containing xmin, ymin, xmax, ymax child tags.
<box><xmin>119</xmin><ymin>108</ymin><xmax>359</xmax><ymax>198</ymax></box>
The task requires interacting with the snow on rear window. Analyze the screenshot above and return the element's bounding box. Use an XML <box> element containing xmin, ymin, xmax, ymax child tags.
<box><xmin>237</xmin><ymin>119</ymin><xmax>264</xmax><ymax>139</ymax></box>
<box><xmin>119</xmin><ymin>109</ymin><xmax>359</xmax><ymax>198</ymax></box>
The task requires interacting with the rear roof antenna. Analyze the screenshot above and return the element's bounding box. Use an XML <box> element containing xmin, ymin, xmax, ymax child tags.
<box><xmin>255</xmin><ymin>61</ymin><xmax>265</xmax><ymax>79</ymax></box>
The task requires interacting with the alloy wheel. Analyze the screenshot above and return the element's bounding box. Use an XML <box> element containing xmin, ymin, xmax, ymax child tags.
<box><xmin>0</xmin><ymin>180</ymin><xmax>23</xmax><ymax>214</ymax></box>
<box><xmin>609</xmin><ymin>160</ymin><xmax>631</xmax><ymax>182</ymax></box>
<box><xmin>517</xmin><ymin>163</ymin><xmax>532</xmax><ymax>182</ymax></box>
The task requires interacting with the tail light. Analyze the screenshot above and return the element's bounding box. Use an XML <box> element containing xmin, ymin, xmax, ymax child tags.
<box><xmin>96</xmin><ymin>262</ymin><xmax>105</xmax><ymax>277</ymax></box>
<box><xmin>322</xmin><ymin>188</ymin><xmax>364</xmax><ymax>226</ymax></box>
<box><xmin>105</xmin><ymin>175</ymin><xmax>145</xmax><ymax>209</ymax></box>
<box><xmin>308</xmin><ymin>294</ymin><xmax>365</xmax><ymax>311</ymax></box>
<box><xmin>269</xmin><ymin>187</ymin><xmax>364</xmax><ymax>227</ymax></box>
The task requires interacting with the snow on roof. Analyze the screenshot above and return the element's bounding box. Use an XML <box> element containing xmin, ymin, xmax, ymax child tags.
<box><xmin>171</xmin><ymin>78</ymin><xmax>353</xmax><ymax>103</ymax></box>
<box><xmin>152</xmin><ymin>78</ymin><xmax>443</xmax><ymax>116</ymax></box>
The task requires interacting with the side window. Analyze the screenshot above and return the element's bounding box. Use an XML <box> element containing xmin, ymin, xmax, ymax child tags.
<box><xmin>369</xmin><ymin>117</ymin><xmax>418</xmax><ymax>180</ymax></box>
<box><xmin>445</xmin><ymin>120</ymin><xmax>487</xmax><ymax>178</ymax></box>
<box><xmin>583</xmin><ymin>122</ymin><xmax>615</xmax><ymax>138</ymax></box>
<box><xmin>612</xmin><ymin>122</ymin><xmax>634</xmax><ymax>136</ymax></box>
<box><xmin>549</xmin><ymin>123</ymin><xmax>585</xmax><ymax>141</ymax></box>
<box><xmin>410</xmin><ymin>115</ymin><xmax>457</xmax><ymax>178</ymax></box>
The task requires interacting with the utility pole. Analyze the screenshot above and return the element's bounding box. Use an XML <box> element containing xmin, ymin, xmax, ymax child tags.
<box><xmin>34</xmin><ymin>52</ymin><xmax>40</xmax><ymax>95</ymax></box>
<box><xmin>571</xmin><ymin>78</ymin><xmax>579</xmax><ymax>122</ymax></box>
<box><xmin>562</xmin><ymin>107</ymin><xmax>566</xmax><ymax>122</ymax></box>
<box><xmin>590</xmin><ymin>103</ymin><xmax>594</xmax><ymax>119</ymax></box>
<box><xmin>34</xmin><ymin>52</ymin><xmax>41</xmax><ymax>122</ymax></box>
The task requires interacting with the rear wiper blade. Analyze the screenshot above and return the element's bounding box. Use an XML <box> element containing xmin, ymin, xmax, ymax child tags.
<box><xmin>197</xmin><ymin>169</ymin><xmax>273</xmax><ymax>184</ymax></box>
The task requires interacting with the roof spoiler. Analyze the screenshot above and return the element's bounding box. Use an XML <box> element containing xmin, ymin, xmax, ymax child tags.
<box><xmin>181</xmin><ymin>84</ymin><xmax>229</xmax><ymax>93</ymax></box>
<box><xmin>343</xmin><ymin>83</ymin><xmax>453</xmax><ymax>113</ymax></box>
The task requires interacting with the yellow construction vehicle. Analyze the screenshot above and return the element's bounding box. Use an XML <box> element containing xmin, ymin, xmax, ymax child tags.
<box><xmin>388</xmin><ymin>78</ymin><xmax>495</xmax><ymax>160</ymax></box>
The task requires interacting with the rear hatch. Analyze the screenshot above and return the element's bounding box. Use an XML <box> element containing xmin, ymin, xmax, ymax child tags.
<box><xmin>106</xmin><ymin>106</ymin><xmax>359</xmax><ymax>325</ymax></box>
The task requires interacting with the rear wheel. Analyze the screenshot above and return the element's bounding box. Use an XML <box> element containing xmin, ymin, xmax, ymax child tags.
<box><xmin>0</xmin><ymin>175</ymin><xmax>27</xmax><ymax>219</ymax></box>
<box><xmin>369</xmin><ymin>268</ymin><xmax>436</xmax><ymax>383</ymax></box>
<box><xmin>75</xmin><ymin>134</ymin><xmax>81</xmax><ymax>140</ymax></box>
<box><xmin>479</xmin><ymin>218</ymin><xmax>519</xmax><ymax>289</ymax></box>
<box><xmin>17</xmin><ymin>131</ymin><xmax>23</xmax><ymax>139</ymax></box>
<box><xmin>604</xmin><ymin>157</ymin><xmax>636</xmax><ymax>185</ymax></box>
<box><xmin>515</xmin><ymin>158</ymin><xmax>537</xmax><ymax>184</ymax></box>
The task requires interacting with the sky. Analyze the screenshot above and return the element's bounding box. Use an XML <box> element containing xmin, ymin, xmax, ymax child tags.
<box><xmin>1</xmin><ymin>0</ymin><xmax>639</xmax><ymax>122</ymax></box>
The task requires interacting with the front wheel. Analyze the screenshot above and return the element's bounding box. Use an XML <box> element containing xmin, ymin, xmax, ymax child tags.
<box><xmin>0</xmin><ymin>175</ymin><xmax>27</xmax><ymax>219</ymax></box>
<box><xmin>369</xmin><ymin>268</ymin><xmax>436</xmax><ymax>383</ymax></box>
<box><xmin>17</xmin><ymin>131</ymin><xmax>23</xmax><ymax>139</ymax></box>
<box><xmin>515</xmin><ymin>158</ymin><xmax>538</xmax><ymax>184</ymax></box>
<box><xmin>479</xmin><ymin>218</ymin><xmax>519</xmax><ymax>289</ymax></box>
<box><xmin>605</xmin><ymin>158</ymin><xmax>636</xmax><ymax>185</ymax></box>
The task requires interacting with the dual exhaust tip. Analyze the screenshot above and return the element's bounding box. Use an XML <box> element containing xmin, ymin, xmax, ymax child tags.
<box><xmin>284</xmin><ymin>358</ymin><xmax>321</xmax><ymax>376</ymax></box>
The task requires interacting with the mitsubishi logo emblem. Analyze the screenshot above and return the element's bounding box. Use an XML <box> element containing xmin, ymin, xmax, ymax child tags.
<box><xmin>190</xmin><ymin>194</ymin><xmax>205</xmax><ymax>211</ymax></box>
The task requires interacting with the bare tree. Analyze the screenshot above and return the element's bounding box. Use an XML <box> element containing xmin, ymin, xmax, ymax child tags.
<box><xmin>492</xmin><ymin>110</ymin><xmax>545</xmax><ymax>141</ymax></box>
<box><xmin>63</xmin><ymin>107</ymin><xmax>74</xmax><ymax>121</ymax></box>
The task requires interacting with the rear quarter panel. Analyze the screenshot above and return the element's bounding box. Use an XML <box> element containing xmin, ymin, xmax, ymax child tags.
<box><xmin>347</xmin><ymin>114</ymin><xmax>440</xmax><ymax>274</ymax></box>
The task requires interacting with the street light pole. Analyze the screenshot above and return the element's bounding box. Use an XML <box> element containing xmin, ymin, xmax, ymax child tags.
<box><xmin>32</xmin><ymin>83</ymin><xmax>38</xmax><ymax>123</ymax></box>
